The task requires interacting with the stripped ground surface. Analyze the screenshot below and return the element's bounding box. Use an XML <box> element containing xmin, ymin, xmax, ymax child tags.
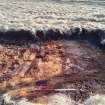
<box><xmin>0</xmin><ymin>37</ymin><xmax>105</xmax><ymax>104</ymax></box>
<box><xmin>0</xmin><ymin>0</ymin><xmax>105</xmax><ymax>31</ymax></box>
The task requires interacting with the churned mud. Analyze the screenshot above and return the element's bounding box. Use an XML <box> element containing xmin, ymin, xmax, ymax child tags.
<box><xmin>0</xmin><ymin>31</ymin><xmax>105</xmax><ymax>104</ymax></box>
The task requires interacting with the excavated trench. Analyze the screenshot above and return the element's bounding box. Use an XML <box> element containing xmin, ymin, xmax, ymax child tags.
<box><xmin>0</xmin><ymin>29</ymin><xmax>105</xmax><ymax>104</ymax></box>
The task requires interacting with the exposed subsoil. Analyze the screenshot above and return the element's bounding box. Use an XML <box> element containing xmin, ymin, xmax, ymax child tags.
<box><xmin>0</xmin><ymin>30</ymin><xmax>105</xmax><ymax>104</ymax></box>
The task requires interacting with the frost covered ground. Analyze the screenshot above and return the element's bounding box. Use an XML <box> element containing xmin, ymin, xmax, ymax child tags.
<box><xmin>0</xmin><ymin>0</ymin><xmax>105</xmax><ymax>32</ymax></box>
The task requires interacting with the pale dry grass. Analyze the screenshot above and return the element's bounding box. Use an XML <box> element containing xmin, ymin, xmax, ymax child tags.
<box><xmin>1</xmin><ymin>93</ymin><xmax>105</xmax><ymax>105</ymax></box>
<box><xmin>0</xmin><ymin>0</ymin><xmax>105</xmax><ymax>32</ymax></box>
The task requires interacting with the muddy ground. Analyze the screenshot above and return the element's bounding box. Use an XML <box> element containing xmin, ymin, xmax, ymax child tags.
<box><xmin>0</xmin><ymin>31</ymin><xmax>105</xmax><ymax>104</ymax></box>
